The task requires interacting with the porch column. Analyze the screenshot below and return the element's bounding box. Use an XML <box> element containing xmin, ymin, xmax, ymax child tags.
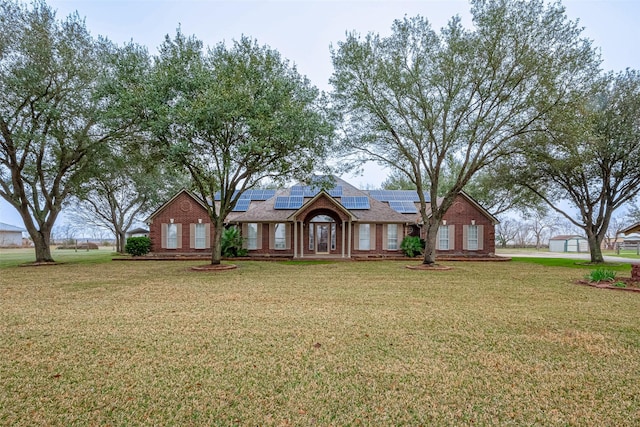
<box><xmin>342</xmin><ymin>220</ymin><xmax>346</xmax><ymax>258</ymax></box>
<box><xmin>348</xmin><ymin>220</ymin><xmax>352</xmax><ymax>258</ymax></box>
<box><xmin>293</xmin><ymin>220</ymin><xmax>298</xmax><ymax>258</ymax></box>
<box><xmin>300</xmin><ymin>221</ymin><xmax>304</xmax><ymax>258</ymax></box>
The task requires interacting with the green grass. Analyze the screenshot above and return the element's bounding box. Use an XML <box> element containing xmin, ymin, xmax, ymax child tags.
<box><xmin>510</xmin><ymin>256</ymin><xmax>632</xmax><ymax>272</ymax></box>
<box><xmin>1</xmin><ymin>259</ymin><xmax>639</xmax><ymax>425</ymax></box>
<box><xmin>0</xmin><ymin>247</ymin><xmax>116</xmax><ymax>268</ymax></box>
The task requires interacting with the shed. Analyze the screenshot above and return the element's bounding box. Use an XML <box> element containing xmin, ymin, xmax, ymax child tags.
<box><xmin>126</xmin><ymin>227</ymin><xmax>149</xmax><ymax>238</ymax></box>
<box><xmin>549</xmin><ymin>235</ymin><xmax>588</xmax><ymax>253</ymax></box>
<box><xmin>0</xmin><ymin>222</ymin><xmax>26</xmax><ymax>247</ymax></box>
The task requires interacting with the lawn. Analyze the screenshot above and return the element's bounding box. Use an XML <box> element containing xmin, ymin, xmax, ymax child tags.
<box><xmin>1</xmin><ymin>257</ymin><xmax>639</xmax><ymax>425</ymax></box>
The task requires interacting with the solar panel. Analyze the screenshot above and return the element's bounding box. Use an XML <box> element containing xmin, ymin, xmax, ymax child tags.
<box><xmin>328</xmin><ymin>186</ymin><xmax>343</xmax><ymax>197</ymax></box>
<box><xmin>288</xmin><ymin>196</ymin><xmax>303</xmax><ymax>209</ymax></box>
<box><xmin>274</xmin><ymin>196</ymin><xmax>304</xmax><ymax>209</ymax></box>
<box><xmin>369</xmin><ymin>190</ymin><xmax>429</xmax><ymax>202</ymax></box>
<box><xmin>290</xmin><ymin>186</ymin><xmax>304</xmax><ymax>196</ymax></box>
<box><xmin>341</xmin><ymin>196</ymin><xmax>370</xmax><ymax>210</ymax></box>
<box><xmin>232</xmin><ymin>198</ymin><xmax>251</xmax><ymax>212</ymax></box>
<box><xmin>240</xmin><ymin>189</ymin><xmax>276</xmax><ymax>200</ymax></box>
<box><xmin>214</xmin><ymin>190</ymin><xmax>239</xmax><ymax>201</ymax></box>
<box><xmin>388</xmin><ymin>200</ymin><xmax>418</xmax><ymax>214</ymax></box>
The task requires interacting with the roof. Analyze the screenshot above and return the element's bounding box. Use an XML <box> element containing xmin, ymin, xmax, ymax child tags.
<box><xmin>622</xmin><ymin>221</ymin><xmax>640</xmax><ymax>235</ymax></box>
<box><xmin>152</xmin><ymin>176</ymin><xmax>498</xmax><ymax>225</ymax></box>
<box><xmin>549</xmin><ymin>235</ymin><xmax>586</xmax><ymax>241</ymax></box>
<box><xmin>0</xmin><ymin>222</ymin><xmax>25</xmax><ymax>232</ymax></box>
<box><xmin>230</xmin><ymin>176</ymin><xmax>415</xmax><ymax>223</ymax></box>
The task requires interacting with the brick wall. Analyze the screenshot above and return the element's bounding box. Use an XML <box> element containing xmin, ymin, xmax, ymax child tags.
<box><xmin>434</xmin><ymin>194</ymin><xmax>496</xmax><ymax>256</ymax></box>
<box><xmin>148</xmin><ymin>191</ymin><xmax>214</xmax><ymax>253</ymax></box>
<box><xmin>632</xmin><ymin>264</ymin><xmax>640</xmax><ymax>281</ymax></box>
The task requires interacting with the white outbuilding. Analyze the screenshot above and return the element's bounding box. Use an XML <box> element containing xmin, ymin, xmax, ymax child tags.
<box><xmin>548</xmin><ymin>235</ymin><xmax>589</xmax><ymax>253</ymax></box>
<box><xmin>0</xmin><ymin>222</ymin><xmax>25</xmax><ymax>247</ymax></box>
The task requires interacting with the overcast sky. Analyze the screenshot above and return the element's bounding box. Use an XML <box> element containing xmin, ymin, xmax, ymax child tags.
<box><xmin>1</xmin><ymin>0</ymin><xmax>639</xmax><ymax>228</ymax></box>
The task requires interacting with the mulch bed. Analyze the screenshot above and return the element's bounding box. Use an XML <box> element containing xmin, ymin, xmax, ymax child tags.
<box><xmin>405</xmin><ymin>264</ymin><xmax>453</xmax><ymax>271</ymax></box>
<box><xmin>575</xmin><ymin>278</ymin><xmax>640</xmax><ymax>293</ymax></box>
<box><xmin>190</xmin><ymin>264</ymin><xmax>237</xmax><ymax>272</ymax></box>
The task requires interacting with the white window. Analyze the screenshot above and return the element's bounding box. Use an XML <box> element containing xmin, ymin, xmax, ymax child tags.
<box><xmin>387</xmin><ymin>224</ymin><xmax>398</xmax><ymax>250</ymax></box>
<box><xmin>247</xmin><ymin>223</ymin><xmax>258</xmax><ymax>250</ymax></box>
<box><xmin>309</xmin><ymin>224</ymin><xmax>314</xmax><ymax>251</ymax></box>
<box><xmin>194</xmin><ymin>223</ymin><xmax>206</xmax><ymax>249</ymax></box>
<box><xmin>167</xmin><ymin>223</ymin><xmax>178</xmax><ymax>249</ymax></box>
<box><xmin>467</xmin><ymin>225</ymin><xmax>478</xmax><ymax>250</ymax></box>
<box><xmin>274</xmin><ymin>223</ymin><xmax>286</xmax><ymax>249</ymax></box>
<box><xmin>359</xmin><ymin>224</ymin><xmax>370</xmax><ymax>250</ymax></box>
<box><xmin>438</xmin><ymin>225</ymin><xmax>449</xmax><ymax>250</ymax></box>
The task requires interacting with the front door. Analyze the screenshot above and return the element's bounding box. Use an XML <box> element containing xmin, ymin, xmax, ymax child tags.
<box><xmin>316</xmin><ymin>223</ymin><xmax>330</xmax><ymax>254</ymax></box>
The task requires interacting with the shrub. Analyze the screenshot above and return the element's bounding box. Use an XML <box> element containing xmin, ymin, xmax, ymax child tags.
<box><xmin>221</xmin><ymin>227</ymin><xmax>248</xmax><ymax>257</ymax></box>
<box><xmin>125</xmin><ymin>236</ymin><xmax>151</xmax><ymax>256</ymax></box>
<box><xmin>586</xmin><ymin>267</ymin><xmax>616</xmax><ymax>283</ymax></box>
<box><xmin>401</xmin><ymin>236</ymin><xmax>424</xmax><ymax>257</ymax></box>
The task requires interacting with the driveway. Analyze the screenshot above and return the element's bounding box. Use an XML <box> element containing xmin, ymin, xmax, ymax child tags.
<box><xmin>498</xmin><ymin>251</ymin><xmax>640</xmax><ymax>264</ymax></box>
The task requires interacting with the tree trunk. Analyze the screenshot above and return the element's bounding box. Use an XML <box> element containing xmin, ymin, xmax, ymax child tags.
<box><xmin>421</xmin><ymin>218</ymin><xmax>439</xmax><ymax>265</ymax></box>
<box><xmin>586</xmin><ymin>231</ymin><xmax>604</xmax><ymax>263</ymax></box>
<box><xmin>210</xmin><ymin>220</ymin><xmax>223</xmax><ymax>265</ymax></box>
<box><xmin>118</xmin><ymin>230</ymin><xmax>126</xmax><ymax>253</ymax></box>
<box><xmin>32</xmin><ymin>229</ymin><xmax>54</xmax><ymax>263</ymax></box>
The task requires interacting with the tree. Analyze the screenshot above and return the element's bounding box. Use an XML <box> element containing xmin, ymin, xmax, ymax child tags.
<box><xmin>524</xmin><ymin>210</ymin><xmax>556</xmax><ymax>250</ymax></box>
<box><xmin>513</xmin><ymin>70</ymin><xmax>640</xmax><ymax>263</ymax></box>
<box><xmin>0</xmin><ymin>1</ymin><xmax>130</xmax><ymax>262</ymax></box>
<box><xmin>495</xmin><ymin>218</ymin><xmax>520</xmax><ymax>249</ymax></box>
<box><xmin>604</xmin><ymin>215</ymin><xmax>626</xmax><ymax>250</ymax></box>
<box><xmin>146</xmin><ymin>32</ymin><xmax>334</xmax><ymax>265</ymax></box>
<box><xmin>330</xmin><ymin>0</ymin><xmax>599</xmax><ymax>264</ymax></box>
<box><xmin>69</xmin><ymin>152</ymin><xmax>187</xmax><ymax>253</ymax></box>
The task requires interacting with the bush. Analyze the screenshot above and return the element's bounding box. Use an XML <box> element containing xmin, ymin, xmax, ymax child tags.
<box><xmin>401</xmin><ymin>236</ymin><xmax>424</xmax><ymax>257</ymax></box>
<box><xmin>221</xmin><ymin>227</ymin><xmax>248</xmax><ymax>257</ymax></box>
<box><xmin>586</xmin><ymin>267</ymin><xmax>616</xmax><ymax>283</ymax></box>
<box><xmin>125</xmin><ymin>236</ymin><xmax>151</xmax><ymax>256</ymax></box>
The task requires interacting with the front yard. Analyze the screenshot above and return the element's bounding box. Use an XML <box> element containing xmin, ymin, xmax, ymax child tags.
<box><xmin>1</xmin><ymin>258</ymin><xmax>639</xmax><ymax>425</ymax></box>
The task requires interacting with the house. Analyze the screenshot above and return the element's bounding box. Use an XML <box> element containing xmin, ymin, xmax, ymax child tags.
<box><xmin>548</xmin><ymin>235</ymin><xmax>588</xmax><ymax>253</ymax></box>
<box><xmin>622</xmin><ymin>221</ymin><xmax>640</xmax><ymax>236</ymax></box>
<box><xmin>0</xmin><ymin>222</ymin><xmax>26</xmax><ymax>247</ymax></box>
<box><xmin>146</xmin><ymin>177</ymin><xmax>498</xmax><ymax>259</ymax></box>
<box><xmin>126</xmin><ymin>227</ymin><xmax>149</xmax><ymax>238</ymax></box>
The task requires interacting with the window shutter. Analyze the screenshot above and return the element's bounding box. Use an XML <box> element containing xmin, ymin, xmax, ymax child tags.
<box><xmin>382</xmin><ymin>225</ymin><xmax>388</xmax><ymax>250</ymax></box>
<box><xmin>449</xmin><ymin>225</ymin><xmax>455</xmax><ymax>250</ymax></box>
<box><xmin>190</xmin><ymin>224</ymin><xmax>196</xmax><ymax>249</ymax></box>
<box><xmin>205</xmin><ymin>224</ymin><xmax>211</xmax><ymax>248</ymax></box>
<box><xmin>161</xmin><ymin>224</ymin><xmax>168</xmax><ymax>249</ymax></box>
<box><xmin>354</xmin><ymin>224</ymin><xmax>359</xmax><ymax>250</ymax></box>
<box><xmin>462</xmin><ymin>225</ymin><xmax>468</xmax><ymax>250</ymax></box>
<box><xmin>176</xmin><ymin>224</ymin><xmax>183</xmax><ymax>249</ymax></box>
<box><xmin>478</xmin><ymin>225</ymin><xmax>484</xmax><ymax>250</ymax></box>
<box><xmin>370</xmin><ymin>224</ymin><xmax>376</xmax><ymax>250</ymax></box>
<box><xmin>241</xmin><ymin>223</ymin><xmax>248</xmax><ymax>249</ymax></box>
<box><xmin>257</xmin><ymin>224</ymin><xmax>263</xmax><ymax>250</ymax></box>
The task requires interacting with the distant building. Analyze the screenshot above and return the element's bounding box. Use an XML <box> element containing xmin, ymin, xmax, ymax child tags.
<box><xmin>548</xmin><ymin>235</ymin><xmax>588</xmax><ymax>253</ymax></box>
<box><xmin>0</xmin><ymin>222</ymin><xmax>26</xmax><ymax>247</ymax></box>
<box><xmin>126</xmin><ymin>227</ymin><xmax>149</xmax><ymax>238</ymax></box>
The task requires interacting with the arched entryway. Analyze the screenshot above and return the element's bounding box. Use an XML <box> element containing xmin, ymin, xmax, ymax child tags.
<box><xmin>309</xmin><ymin>214</ymin><xmax>336</xmax><ymax>254</ymax></box>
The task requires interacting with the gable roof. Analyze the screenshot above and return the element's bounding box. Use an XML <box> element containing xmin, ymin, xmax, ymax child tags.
<box><xmin>622</xmin><ymin>221</ymin><xmax>640</xmax><ymax>235</ymax></box>
<box><xmin>0</xmin><ymin>222</ymin><xmax>25</xmax><ymax>232</ymax></box>
<box><xmin>146</xmin><ymin>188</ymin><xmax>209</xmax><ymax>223</ymax></box>
<box><xmin>152</xmin><ymin>177</ymin><xmax>498</xmax><ymax>226</ymax></box>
